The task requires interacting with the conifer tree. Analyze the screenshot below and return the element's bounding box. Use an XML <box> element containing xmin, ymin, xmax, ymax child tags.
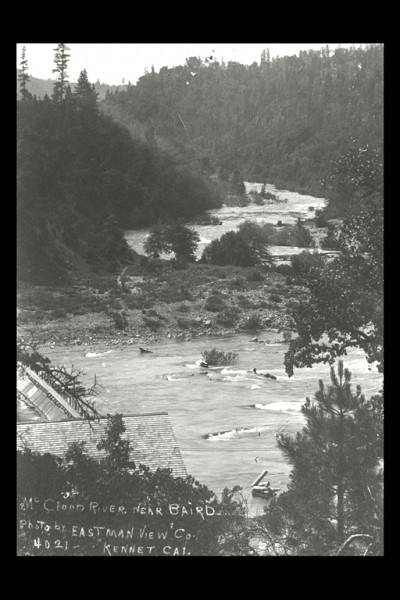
<box><xmin>74</xmin><ymin>69</ymin><xmax>99</xmax><ymax>114</ymax></box>
<box><xmin>52</xmin><ymin>43</ymin><xmax>70</xmax><ymax>102</ymax></box>
<box><xmin>18</xmin><ymin>45</ymin><xmax>30</xmax><ymax>100</ymax></box>
<box><xmin>272</xmin><ymin>361</ymin><xmax>383</xmax><ymax>554</ymax></box>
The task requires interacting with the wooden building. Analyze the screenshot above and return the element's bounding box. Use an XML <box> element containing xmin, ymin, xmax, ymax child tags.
<box><xmin>17</xmin><ymin>412</ymin><xmax>188</xmax><ymax>478</ymax></box>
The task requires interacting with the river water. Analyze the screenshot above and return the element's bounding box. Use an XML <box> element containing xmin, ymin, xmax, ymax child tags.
<box><xmin>20</xmin><ymin>182</ymin><xmax>382</xmax><ymax>515</ymax></box>
<box><xmin>125</xmin><ymin>181</ymin><xmax>329</xmax><ymax>260</ymax></box>
<box><xmin>39</xmin><ymin>334</ymin><xmax>382</xmax><ymax>515</ymax></box>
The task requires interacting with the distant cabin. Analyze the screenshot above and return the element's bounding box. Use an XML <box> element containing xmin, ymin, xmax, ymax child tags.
<box><xmin>17</xmin><ymin>412</ymin><xmax>188</xmax><ymax>479</ymax></box>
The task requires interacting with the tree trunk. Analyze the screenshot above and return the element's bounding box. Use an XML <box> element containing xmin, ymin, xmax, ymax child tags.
<box><xmin>337</xmin><ymin>481</ymin><xmax>345</xmax><ymax>543</ymax></box>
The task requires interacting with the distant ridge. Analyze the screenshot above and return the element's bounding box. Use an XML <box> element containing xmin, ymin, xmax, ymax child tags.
<box><xmin>16</xmin><ymin>69</ymin><xmax>127</xmax><ymax>100</ymax></box>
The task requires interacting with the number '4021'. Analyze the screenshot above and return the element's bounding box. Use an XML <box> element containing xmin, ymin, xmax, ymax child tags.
<box><xmin>33</xmin><ymin>538</ymin><xmax>68</xmax><ymax>550</ymax></box>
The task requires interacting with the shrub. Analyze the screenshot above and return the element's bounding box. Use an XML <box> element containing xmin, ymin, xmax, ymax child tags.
<box><xmin>171</xmin><ymin>258</ymin><xmax>188</xmax><ymax>270</ymax></box>
<box><xmin>204</xmin><ymin>294</ymin><xmax>226</xmax><ymax>312</ymax></box>
<box><xmin>314</xmin><ymin>209</ymin><xmax>329</xmax><ymax>228</ymax></box>
<box><xmin>286</xmin><ymin>298</ymin><xmax>299</xmax><ymax>309</ymax></box>
<box><xmin>159</xmin><ymin>286</ymin><xmax>192</xmax><ymax>303</ymax></box>
<box><xmin>237</xmin><ymin>294</ymin><xmax>253</xmax><ymax>308</ymax></box>
<box><xmin>274</xmin><ymin>264</ymin><xmax>293</xmax><ymax>275</ymax></box>
<box><xmin>253</xmin><ymin>195</ymin><xmax>264</xmax><ymax>206</ymax></box>
<box><xmin>176</xmin><ymin>317</ymin><xmax>191</xmax><ymax>329</ymax></box>
<box><xmin>269</xmin><ymin>294</ymin><xmax>283</xmax><ymax>303</ymax></box>
<box><xmin>144</xmin><ymin>258</ymin><xmax>165</xmax><ymax>275</ymax></box>
<box><xmin>144</xmin><ymin>222</ymin><xmax>200</xmax><ymax>262</ymax></box>
<box><xmin>201</xmin><ymin>231</ymin><xmax>256</xmax><ymax>267</ymax></box>
<box><xmin>227</xmin><ymin>276</ymin><xmax>247</xmax><ymax>290</ymax></box>
<box><xmin>202</xmin><ymin>222</ymin><xmax>272</xmax><ymax>267</ymax></box>
<box><xmin>176</xmin><ymin>303</ymin><xmax>191</xmax><ymax>313</ymax></box>
<box><xmin>209</xmin><ymin>266</ymin><xmax>227</xmax><ymax>279</ymax></box>
<box><xmin>201</xmin><ymin>348</ymin><xmax>239</xmax><ymax>366</ymax></box>
<box><xmin>320</xmin><ymin>225</ymin><xmax>341</xmax><ymax>250</ymax></box>
<box><xmin>124</xmin><ymin>295</ymin><xmax>149</xmax><ymax>310</ymax></box>
<box><xmin>282</xmin><ymin>331</ymin><xmax>293</xmax><ymax>342</ymax></box>
<box><xmin>320</xmin><ymin>235</ymin><xmax>341</xmax><ymax>250</ymax></box>
<box><xmin>216</xmin><ymin>307</ymin><xmax>240</xmax><ymax>327</ymax></box>
<box><xmin>290</xmin><ymin>251</ymin><xmax>325</xmax><ymax>279</ymax></box>
<box><xmin>111</xmin><ymin>310</ymin><xmax>129</xmax><ymax>330</ymax></box>
<box><xmin>241</xmin><ymin>312</ymin><xmax>262</xmax><ymax>331</ymax></box>
<box><xmin>246</xmin><ymin>268</ymin><xmax>264</xmax><ymax>282</ymax></box>
<box><xmin>28</xmin><ymin>309</ymin><xmax>46</xmax><ymax>322</ymax></box>
<box><xmin>50</xmin><ymin>307</ymin><xmax>68</xmax><ymax>319</ymax></box>
<box><xmin>143</xmin><ymin>316</ymin><xmax>162</xmax><ymax>331</ymax></box>
<box><xmin>146</xmin><ymin>308</ymin><xmax>167</xmax><ymax>320</ymax></box>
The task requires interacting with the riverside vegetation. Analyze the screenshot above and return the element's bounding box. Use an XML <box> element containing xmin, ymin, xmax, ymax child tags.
<box><xmin>17</xmin><ymin>44</ymin><xmax>383</xmax><ymax>555</ymax></box>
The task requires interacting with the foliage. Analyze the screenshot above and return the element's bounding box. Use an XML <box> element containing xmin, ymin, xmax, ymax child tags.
<box><xmin>265</xmin><ymin>362</ymin><xmax>383</xmax><ymax>555</ymax></box>
<box><xmin>237</xmin><ymin>221</ymin><xmax>273</xmax><ymax>262</ymax></box>
<box><xmin>290</xmin><ymin>251</ymin><xmax>326</xmax><ymax>281</ymax></box>
<box><xmin>110</xmin><ymin>310</ymin><xmax>129</xmax><ymax>330</ymax></box>
<box><xmin>240</xmin><ymin>313</ymin><xmax>263</xmax><ymax>332</ymax></box>
<box><xmin>245</xmin><ymin>268</ymin><xmax>265</xmax><ymax>282</ymax></box>
<box><xmin>285</xmin><ymin>145</ymin><xmax>383</xmax><ymax>376</ymax></box>
<box><xmin>314</xmin><ymin>209</ymin><xmax>329</xmax><ymax>228</ymax></box>
<box><xmin>175</xmin><ymin>303</ymin><xmax>190</xmax><ymax>313</ymax></box>
<box><xmin>216</xmin><ymin>307</ymin><xmax>241</xmax><ymax>327</ymax></box>
<box><xmin>17</xmin><ymin>338</ymin><xmax>101</xmax><ymax>419</ymax></box>
<box><xmin>142</xmin><ymin>316</ymin><xmax>163</xmax><ymax>331</ymax></box>
<box><xmin>203</xmin><ymin>294</ymin><xmax>226</xmax><ymax>312</ymax></box>
<box><xmin>201</xmin><ymin>222</ymin><xmax>273</xmax><ymax>268</ymax></box>
<box><xmin>227</xmin><ymin>276</ymin><xmax>247</xmax><ymax>290</ymax></box>
<box><xmin>201</xmin><ymin>348</ymin><xmax>239</xmax><ymax>366</ymax></box>
<box><xmin>103</xmin><ymin>44</ymin><xmax>383</xmax><ymax>192</ymax></box>
<box><xmin>247</xmin><ymin>220</ymin><xmax>313</xmax><ymax>248</ymax></box>
<box><xmin>175</xmin><ymin>315</ymin><xmax>202</xmax><ymax>329</ymax></box>
<box><xmin>322</xmin><ymin>144</ymin><xmax>383</xmax><ymax>216</ymax></box>
<box><xmin>52</xmin><ymin>43</ymin><xmax>70</xmax><ymax>102</ymax></box>
<box><xmin>201</xmin><ymin>231</ymin><xmax>255</xmax><ymax>267</ymax></box>
<box><xmin>17</xmin><ymin>52</ymin><xmax>221</xmax><ymax>283</ymax></box>
<box><xmin>320</xmin><ymin>224</ymin><xmax>341</xmax><ymax>250</ymax></box>
<box><xmin>17</xmin><ymin>413</ymin><xmax>250</xmax><ymax>556</ymax></box>
<box><xmin>18</xmin><ymin>46</ymin><xmax>31</xmax><ymax>101</ymax></box>
<box><xmin>144</xmin><ymin>222</ymin><xmax>200</xmax><ymax>262</ymax></box>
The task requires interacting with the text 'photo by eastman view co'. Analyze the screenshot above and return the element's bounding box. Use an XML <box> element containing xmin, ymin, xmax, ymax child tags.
<box><xmin>17</xmin><ymin>42</ymin><xmax>383</xmax><ymax>556</ymax></box>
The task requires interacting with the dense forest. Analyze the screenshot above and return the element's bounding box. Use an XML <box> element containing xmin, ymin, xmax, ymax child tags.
<box><xmin>16</xmin><ymin>70</ymin><xmax>127</xmax><ymax>101</ymax></box>
<box><xmin>17</xmin><ymin>44</ymin><xmax>383</xmax><ymax>284</ymax></box>
<box><xmin>17</xmin><ymin>46</ymin><xmax>222</xmax><ymax>283</ymax></box>
<box><xmin>102</xmin><ymin>44</ymin><xmax>383</xmax><ymax>194</ymax></box>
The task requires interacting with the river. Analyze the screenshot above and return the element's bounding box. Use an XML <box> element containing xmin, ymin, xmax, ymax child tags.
<box><xmin>125</xmin><ymin>181</ymin><xmax>329</xmax><ymax>260</ymax></box>
<box><xmin>39</xmin><ymin>333</ymin><xmax>382</xmax><ymax>516</ymax></box>
<box><xmin>20</xmin><ymin>182</ymin><xmax>382</xmax><ymax>515</ymax></box>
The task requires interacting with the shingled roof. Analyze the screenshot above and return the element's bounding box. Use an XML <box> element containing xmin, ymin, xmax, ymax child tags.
<box><xmin>17</xmin><ymin>413</ymin><xmax>188</xmax><ymax>478</ymax></box>
<box><xmin>17</xmin><ymin>366</ymin><xmax>84</xmax><ymax>421</ymax></box>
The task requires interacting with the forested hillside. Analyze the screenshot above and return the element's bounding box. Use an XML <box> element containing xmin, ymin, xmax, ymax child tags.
<box><xmin>16</xmin><ymin>70</ymin><xmax>127</xmax><ymax>100</ymax></box>
<box><xmin>17</xmin><ymin>64</ymin><xmax>222</xmax><ymax>284</ymax></box>
<box><xmin>102</xmin><ymin>44</ymin><xmax>383</xmax><ymax>195</ymax></box>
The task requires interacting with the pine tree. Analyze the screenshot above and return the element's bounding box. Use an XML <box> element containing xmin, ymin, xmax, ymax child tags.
<box><xmin>18</xmin><ymin>45</ymin><xmax>30</xmax><ymax>100</ymax></box>
<box><xmin>74</xmin><ymin>69</ymin><xmax>99</xmax><ymax>113</ymax></box>
<box><xmin>52</xmin><ymin>43</ymin><xmax>70</xmax><ymax>102</ymax></box>
<box><xmin>273</xmin><ymin>361</ymin><xmax>383</xmax><ymax>554</ymax></box>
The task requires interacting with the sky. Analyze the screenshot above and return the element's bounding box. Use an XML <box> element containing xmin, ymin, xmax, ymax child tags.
<box><xmin>16</xmin><ymin>43</ymin><xmax>367</xmax><ymax>86</ymax></box>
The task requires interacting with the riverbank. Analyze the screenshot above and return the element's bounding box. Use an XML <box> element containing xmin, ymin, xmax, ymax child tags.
<box><xmin>17</xmin><ymin>261</ymin><xmax>310</xmax><ymax>348</ymax></box>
